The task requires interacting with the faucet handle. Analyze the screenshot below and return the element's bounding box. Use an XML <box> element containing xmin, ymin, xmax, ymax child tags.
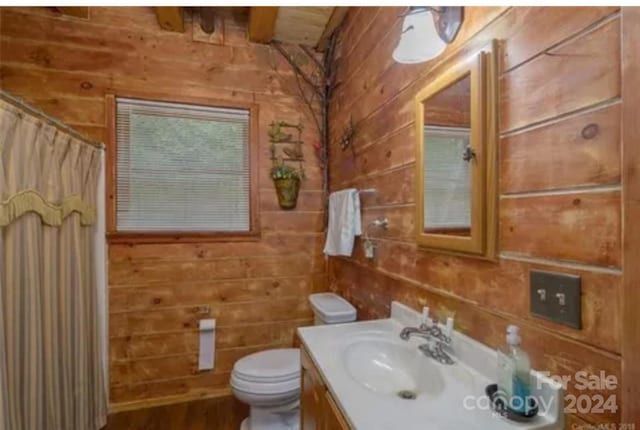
<box><xmin>429</xmin><ymin>323</ymin><xmax>452</xmax><ymax>345</ymax></box>
<box><xmin>421</xmin><ymin>307</ymin><xmax>430</xmax><ymax>326</ymax></box>
<box><xmin>419</xmin><ymin>306</ymin><xmax>436</xmax><ymax>330</ymax></box>
<box><xmin>444</xmin><ymin>317</ymin><xmax>454</xmax><ymax>338</ymax></box>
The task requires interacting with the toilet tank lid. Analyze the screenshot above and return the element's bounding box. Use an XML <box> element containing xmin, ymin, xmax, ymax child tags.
<box><xmin>309</xmin><ymin>293</ymin><xmax>356</xmax><ymax>324</ymax></box>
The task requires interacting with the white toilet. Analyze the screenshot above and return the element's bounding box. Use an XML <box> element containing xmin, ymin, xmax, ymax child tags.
<box><xmin>230</xmin><ymin>293</ymin><xmax>357</xmax><ymax>430</ymax></box>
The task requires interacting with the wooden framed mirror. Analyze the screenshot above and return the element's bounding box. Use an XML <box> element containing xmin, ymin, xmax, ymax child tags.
<box><xmin>415</xmin><ymin>41</ymin><xmax>498</xmax><ymax>258</ymax></box>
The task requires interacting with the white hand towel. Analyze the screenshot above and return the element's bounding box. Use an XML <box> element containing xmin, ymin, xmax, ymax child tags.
<box><xmin>323</xmin><ymin>189</ymin><xmax>362</xmax><ymax>256</ymax></box>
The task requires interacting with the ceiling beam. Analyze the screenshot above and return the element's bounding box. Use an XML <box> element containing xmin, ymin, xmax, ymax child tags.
<box><xmin>248</xmin><ymin>7</ymin><xmax>279</xmax><ymax>43</ymax></box>
<box><xmin>155</xmin><ymin>7</ymin><xmax>185</xmax><ymax>32</ymax></box>
<box><xmin>54</xmin><ymin>7</ymin><xmax>89</xmax><ymax>19</ymax></box>
<box><xmin>316</xmin><ymin>7</ymin><xmax>349</xmax><ymax>52</ymax></box>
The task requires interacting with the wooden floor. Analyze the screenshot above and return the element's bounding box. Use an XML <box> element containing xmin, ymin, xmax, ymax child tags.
<box><xmin>105</xmin><ymin>395</ymin><xmax>248</xmax><ymax>430</ymax></box>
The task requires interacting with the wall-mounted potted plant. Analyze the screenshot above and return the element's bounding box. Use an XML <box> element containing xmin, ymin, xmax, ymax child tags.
<box><xmin>269</xmin><ymin>120</ymin><xmax>305</xmax><ymax>210</ymax></box>
<box><xmin>271</xmin><ymin>162</ymin><xmax>303</xmax><ymax>210</ymax></box>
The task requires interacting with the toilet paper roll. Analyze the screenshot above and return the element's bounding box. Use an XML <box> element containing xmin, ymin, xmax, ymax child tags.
<box><xmin>199</xmin><ymin>318</ymin><xmax>216</xmax><ymax>371</ymax></box>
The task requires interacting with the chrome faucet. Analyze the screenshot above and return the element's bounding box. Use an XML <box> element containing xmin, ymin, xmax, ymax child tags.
<box><xmin>399</xmin><ymin>308</ymin><xmax>455</xmax><ymax>365</ymax></box>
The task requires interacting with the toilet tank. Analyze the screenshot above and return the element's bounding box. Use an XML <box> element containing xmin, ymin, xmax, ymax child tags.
<box><xmin>309</xmin><ymin>293</ymin><xmax>357</xmax><ymax>325</ymax></box>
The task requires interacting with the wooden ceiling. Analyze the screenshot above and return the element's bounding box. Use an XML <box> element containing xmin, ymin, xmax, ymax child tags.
<box><xmin>51</xmin><ymin>6</ymin><xmax>347</xmax><ymax>50</ymax></box>
<box><xmin>272</xmin><ymin>7</ymin><xmax>340</xmax><ymax>48</ymax></box>
<box><xmin>164</xmin><ymin>6</ymin><xmax>348</xmax><ymax>51</ymax></box>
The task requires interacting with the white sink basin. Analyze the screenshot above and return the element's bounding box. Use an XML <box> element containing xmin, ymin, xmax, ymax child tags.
<box><xmin>342</xmin><ymin>335</ymin><xmax>445</xmax><ymax>398</ymax></box>
<box><xmin>298</xmin><ymin>303</ymin><xmax>564</xmax><ymax>429</ymax></box>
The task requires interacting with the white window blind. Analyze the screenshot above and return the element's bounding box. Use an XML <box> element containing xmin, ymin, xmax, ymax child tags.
<box><xmin>424</xmin><ymin>126</ymin><xmax>471</xmax><ymax>230</ymax></box>
<box><xmin>116</xmin><ymin>97</ymin><xmax>250</xmax><ymax>232</ymax></box>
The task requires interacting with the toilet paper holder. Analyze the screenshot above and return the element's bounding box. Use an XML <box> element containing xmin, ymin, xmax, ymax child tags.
<box><xmin>198</xmin><ymin>318</ymin><xmax>216</xmax><ymax>371</ymax></box>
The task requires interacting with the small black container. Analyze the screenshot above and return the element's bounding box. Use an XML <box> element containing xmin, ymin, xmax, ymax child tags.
<box><xmin>485</xmin><ymin>384</ymin><xmax>539</xmax><ymax>423</ymax></box>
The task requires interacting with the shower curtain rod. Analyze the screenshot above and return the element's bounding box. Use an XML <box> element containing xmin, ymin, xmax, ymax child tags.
<box><xmin>0</xmin><ymin>89</ymin><xmax>105</xmax><ymax>150</ymax></box>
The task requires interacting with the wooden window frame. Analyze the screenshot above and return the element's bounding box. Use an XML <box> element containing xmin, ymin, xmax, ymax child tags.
<box><xmin>105</xmin><ymin>91</ymin><xmax>260</xmax><ymax>244</ymax></box>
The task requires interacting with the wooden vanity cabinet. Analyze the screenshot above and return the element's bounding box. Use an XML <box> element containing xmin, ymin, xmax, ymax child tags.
<box><xmin>301</xmin><ymin>347</ymin><xmax>324</xmax><ymax>430</ymax></box>
<box><xmin>323</xmin><ymin>391</ymin><xmax>351</xmax><ymax>430</ymax></box>
<box><xmin>301</xmin><ymin>346</ymin><xmax>351</xmax><ymax>430</ymax></box>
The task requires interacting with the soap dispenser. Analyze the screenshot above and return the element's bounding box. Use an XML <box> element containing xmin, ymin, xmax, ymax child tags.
<box><xmin>497</xmin><ymin>325</ymin><xmax>532</xmax><ymax>414</ymax></box>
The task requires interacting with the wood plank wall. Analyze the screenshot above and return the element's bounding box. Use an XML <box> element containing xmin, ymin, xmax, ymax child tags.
<box><xmin>0</xmin><ymin>6</ymin><xmax>327</xmax><ymax>411</ymax></box>
<box><xmin>328</xmin><ymin>7</ymin><xmax>624</xmax><ymax>426</ymax></box>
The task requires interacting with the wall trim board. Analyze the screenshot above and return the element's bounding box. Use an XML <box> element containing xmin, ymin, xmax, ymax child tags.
<box><xmin>106</xmin><ymin>390</ymin><xmax>249</xmax><ymax>430</ymax></box>
<box><xmin>621</xmin><ymin>6</ymin><xmax>640</xmax><ymax>423</ymax></box>
<box><xmin>108</xmin><ymin>388</ymin><xmax>231</xmax><ymax>414</ymax></box>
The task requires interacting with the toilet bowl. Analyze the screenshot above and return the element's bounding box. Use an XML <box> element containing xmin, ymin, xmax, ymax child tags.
<box><xmin>231</xmin><ymin>348</ymin><xmax>301</xmax><ymax>430</ymax></box>
<box><xmin>230</xmin><ymin>293</ymin><xmax>356</xmax><ymax>429</ymax></box>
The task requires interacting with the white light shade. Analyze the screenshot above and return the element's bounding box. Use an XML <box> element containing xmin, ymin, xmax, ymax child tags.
<box><xmin>392</xmin><ymin>11</ymin><xmax>447</xmax><ymax>64</ymax></box>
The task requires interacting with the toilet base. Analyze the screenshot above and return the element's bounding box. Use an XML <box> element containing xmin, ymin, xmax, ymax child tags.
<box><xmin>240</xmin><ymin>405</ymin><xmax>300</xmax><ymax>430</ymax></box>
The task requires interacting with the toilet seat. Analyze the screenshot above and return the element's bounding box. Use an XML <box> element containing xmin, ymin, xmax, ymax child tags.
<box><xmin>232</xmin><ymin>348</ymin><xmax>300</xmax><ymax>384</ymax></box>
<box><xmin>230</xmin><ymin>348</ymin><xmax>301</xmax><ymax>410</ymax></box>
<box><xmin>230</xmin><ymin>374</ymin><xmax>300</xmax><ymax>397</ymax></box>
<box><xmin>231</xmin><ymin>348</ymin><xmax>300</xmax><ymax>402</ymax></box>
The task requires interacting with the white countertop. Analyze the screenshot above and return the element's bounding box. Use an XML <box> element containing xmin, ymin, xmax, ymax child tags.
<box><xmin>297</xmin><ymin>302</ymin><xmax>564</xmax><ymax>430</ymax></box>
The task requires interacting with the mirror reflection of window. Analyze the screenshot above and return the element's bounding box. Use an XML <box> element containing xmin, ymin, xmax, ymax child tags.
<box><xmin>421</xmin><ymin>73</ymin><xmax>472</xmax><ymax>236</ymax></box>
<box><xmin>414</xmin><ymin>45</ymin><xmax>498</xmax><ymax>257</ymax></box>
<box><xmin>423</xmin><ymin>126</ymin><xmax>471</xmax><ymax>234</ymax></box>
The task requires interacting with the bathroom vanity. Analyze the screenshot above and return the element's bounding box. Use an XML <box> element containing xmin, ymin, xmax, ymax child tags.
<box><xmin>297</xmin><ymin>302</ymin><xmax>564</xmax><ymax>430</ymax></box>
<box><xmin>301</xmin><ymin>346</ymin><xmax>350</xmax><ymax>430</ymax></box>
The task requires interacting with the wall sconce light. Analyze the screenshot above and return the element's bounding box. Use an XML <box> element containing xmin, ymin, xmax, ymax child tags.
<box><xmin>392</xmin><ymin>7</ymin><xmax>464</xmax><ymax>64</ymax></box>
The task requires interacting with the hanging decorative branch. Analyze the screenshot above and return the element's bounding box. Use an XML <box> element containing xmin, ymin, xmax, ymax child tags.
<box><xmin>269</xmin><ymin>32</ymin><xmax>342</xmax><ymax>211</ymax></box>
<box><xmin>272</xmin><ymin>42</ymin><xmax>324</xmax><ymax>99</ymax></box>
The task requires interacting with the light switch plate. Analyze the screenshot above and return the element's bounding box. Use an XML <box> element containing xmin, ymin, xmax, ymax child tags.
<box><xmin>530</xmin><ymin>270</ymin><xmax>582</xmax><ymax>329</ymax></box>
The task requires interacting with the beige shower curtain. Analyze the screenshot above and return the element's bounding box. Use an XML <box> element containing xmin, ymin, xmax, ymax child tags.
<box><xmin>0</xmin><ymin>96</ymin><xmax>107</xmax><ymax>429</ymax></box>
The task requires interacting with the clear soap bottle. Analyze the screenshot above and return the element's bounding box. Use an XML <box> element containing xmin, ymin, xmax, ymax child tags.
<box><xmin>497</xmin><ymin>325</ymin><xmax>531</xmax><ymax>414</ymax></box>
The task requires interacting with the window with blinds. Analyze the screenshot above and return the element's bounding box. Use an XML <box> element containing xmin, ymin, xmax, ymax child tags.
<box><xmin>423</xmin><ymin>126</ymin><xmax>471</xmax><ymax>230</ymax></box>
<box><xmin>116</xmin><ymin>97</ymin><xmax>251</xmax><ymax>233</ymax></box>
